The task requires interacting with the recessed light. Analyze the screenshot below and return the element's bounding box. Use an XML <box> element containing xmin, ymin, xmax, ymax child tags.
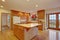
<box><xmin>26</xmin><ymin>0</ymin><xmax>30</xmax><ymax>2</ymax></box>
<box><xmin>2</xmin><ymin>0</ymin><xmax>5</xmax><ymax>2</ymax></box>
<box><xmin>36</xmin><ymin>5</ymin><xmax>38</xmax><ymax>7</ymax></box>
<box><xmin>0</xmin><ymin>5</ymin><xmax>4</xmax><ymax>8</ymax></box>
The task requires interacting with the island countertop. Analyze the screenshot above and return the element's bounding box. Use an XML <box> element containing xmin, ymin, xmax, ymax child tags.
<box><xmin>14</xmin><ymin>23</ymin><xmax>41</xmax><ymax>28</ymax></box>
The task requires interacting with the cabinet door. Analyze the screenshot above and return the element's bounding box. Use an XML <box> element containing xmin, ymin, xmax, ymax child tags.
<box><xmin>37</xmin><ymin>10</ymin><xmax>45</xmax><ymax>30</ymax></box>
<box><xmin>38</xmin><ymin>25</ymin><xmax>43</xmax><ymax>30</ymax></box>
<box><xmin>37</xmin><ymin>10</ymin><xmax>45</xmax><ymax>19</ymax></box>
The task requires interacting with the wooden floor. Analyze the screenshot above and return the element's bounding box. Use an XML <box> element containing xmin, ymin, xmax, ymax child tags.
<box><xmin>0</xmin><ymin>29</ymin><xmax>60</xmax><ymax>40</ymax></box>
<box><xmin>0</xmin><ymin>30</ymin><xmax>48</xmax><ymax>40</ymax></box>
<box><xmin>0</xmin><ymin>30</ymin><xmax>18</xmax><ymax>40</ymax></box>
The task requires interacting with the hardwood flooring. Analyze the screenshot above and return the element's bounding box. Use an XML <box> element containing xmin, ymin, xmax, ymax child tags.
<box><xmin>0</xmin><ymin>29</ymin><xmax>60</xmax><ymax>40</ymax></box>
<box><xmin>0</xmin><ymin>30</ymin><xmax>48</xmax><ymax>40</ymax></box>
<box><xmin>0</xmin><ymin>30</ymin><xmax>18</xmax><ymax>40</ymax></box>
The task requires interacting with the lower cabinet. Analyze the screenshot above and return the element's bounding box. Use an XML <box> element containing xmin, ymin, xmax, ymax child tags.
<box><xmin>13</xmin><ymin>24</ymin><xmax>39</xmax><ymax>40</ymax></box>
<box><xmin>38</xmin><ymin>25</ymin><xmax>43</xmax><ymax>30</ymax></box>
<box><xmin>13</xmin><ymin>25</ymin><xmax>24</xmax><ymax>40</ymax></box>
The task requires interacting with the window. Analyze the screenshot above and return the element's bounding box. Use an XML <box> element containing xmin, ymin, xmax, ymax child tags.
<box><xmin>48</xmin><ymin>13</ymin><xmax>60</xmax><ymax>29</ymax></box>
<box><xmin>49</xmin><ymin>14</ymin><xmax>56</xmax><ymax>28</ymax></box>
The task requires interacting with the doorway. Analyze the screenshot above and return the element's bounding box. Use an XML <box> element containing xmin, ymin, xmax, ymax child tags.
<box><xmin>1</xmin><ymin>13</ymin><xmax>11</xmax><ymax>31</ymax></box>
<box><xmin>48</xmin><ymin>13</ymin><xmax>60</xmax><ymax>30</ymax></box>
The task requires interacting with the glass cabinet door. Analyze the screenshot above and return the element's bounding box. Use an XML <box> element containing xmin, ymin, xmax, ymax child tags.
<box><xmin>59</xmin><ymin>14</ymin><xmax>60</xmax><ymax>28</ymax></box>
<box><xmin>49</xmin><ymin>14</ymin><xmax>56</xmax><ymax>28</ymax></box>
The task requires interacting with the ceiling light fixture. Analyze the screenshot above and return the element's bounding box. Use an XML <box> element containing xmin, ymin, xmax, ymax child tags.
<box><xmin>36</xmin><ymin>5</ymin><xmax>38</xmax><ymax>7</ymax></box>
<box><xmin>0</xmin><ymin>5</ymin><xmax>4</xmax><ymax>8</ymax></box>
<box><xmin>27</xmin><ymin>0</ymin><xmax>30</xmax><ymax>2</ymax></box>
<box><xmin>2</xmin><ymin>0</ymin><xmax>5</xmax><ymax>2</ymax></box>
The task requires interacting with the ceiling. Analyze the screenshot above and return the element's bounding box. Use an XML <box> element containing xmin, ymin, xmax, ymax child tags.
<box><xmin>0</xmin><ymin>0</ymin><xmax>60</xmax><ymax>12</ymax></box>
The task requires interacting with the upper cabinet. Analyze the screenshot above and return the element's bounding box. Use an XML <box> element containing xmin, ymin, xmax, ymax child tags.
<box><xmin>11</xmin><ymin>10</ymin><xmax>19</xmax><ymax>16</ymax></box>
<box><xmin>37</xmin><ymin>10</ymin><xmax>45</xmax><ymax>19</ymax></box>
<box><xmin>11</xmin><ymin>10</ymin><xmax>30</xmax><ymax>23</ymax></box>
<box><xmin>11</xmin><ymin>10</ymin><xmax>30</xmax><ymax>17</ymax></box>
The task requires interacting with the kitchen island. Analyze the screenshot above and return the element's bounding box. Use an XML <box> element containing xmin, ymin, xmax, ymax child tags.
<box><xmin>13</xmin><ymin>23</ymin><xmax>41</xmax><ymax>40</ymax></box>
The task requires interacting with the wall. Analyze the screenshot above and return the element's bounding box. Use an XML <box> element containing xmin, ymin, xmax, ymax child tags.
<box><xmin>45</xmin><ymin>7</ymin><xmax>60</xmax><ymax>14</ymax></box>
<box><xmin>0</xmin><ymin>8</ymin><xmax>10</xmax><ymax>31</ymax></box>
<box><xmin>45</xmin><ymin>7</ymin><xmax>60</xmax><ymax>29</ymax></box>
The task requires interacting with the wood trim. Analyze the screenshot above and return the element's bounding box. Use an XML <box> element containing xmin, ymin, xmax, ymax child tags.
<box><xmin>48</xmin><ymin>12</ymin><xmax>60</xmax><ymax>15</ymax></box>
<box><xmin>56</xmin><ymin>14</ymin><xmax>59</xmax><ymax>29</ymax></box>
<box><xmin>48</xmin><ymin>14</ymin><xmax>49</xmax><ymax>28</ymax></box>
<box><xmin>10</xmin><ymin>11</ymin><xmax>13</xmax><ymax>30</ymax></box>
<box><xmin>48</xmin><ymin>28</ymin><xmax>60</xmax><ymax>30</ymax></box>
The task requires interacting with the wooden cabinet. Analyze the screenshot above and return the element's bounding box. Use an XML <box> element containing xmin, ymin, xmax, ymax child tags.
<box><xmin>13</xmin><ymin>25</ymin><xmax>24</xmax><ymax>40</ymax></box>
<box><xmin>37</xmin><ymin>10</ymin><xmax>45</xmax><ymax>30</ymax></box>
<box><xmin>11</xmin><ymin>10</ymin><xmax>19</xmax><ymax>16</ymax></box>
<box><xmin>13</xmin><ymin>24</ymin><xmax>39</xmax><ymax>40</ymax></box>
<box><xmin>11</xmin><ymin>10</ymin><xmax>30</xmax><ymax>29</ymax></box>
<box><xmin>37</xmin><ymin>10</ymin><xmax>45</xmax><ymax>19</ymax></box>
<box><xmin>11</xmin><ymin>10</ymin><xmax>30</xmax><ymax>23</ymax></box>
<box><xmin>38</xmin><ymin>25</ymin><xmax>43</xmax><ymax>30</ymax></box>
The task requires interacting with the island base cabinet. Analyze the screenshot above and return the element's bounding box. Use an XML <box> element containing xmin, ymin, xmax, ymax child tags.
<box><xmin>13</xmin><ymin>25</ymin><xmax>24</xmax><ymax>40</ymax></box>
<box><xmin>38</xmin><ymin>25</ymin><xmax>43</xmax><ymax>30</ymax></box>
<box><xmin>13</xmin><ymin>25</ymin><xmax>38</xmax><ymax>40</ymax></box>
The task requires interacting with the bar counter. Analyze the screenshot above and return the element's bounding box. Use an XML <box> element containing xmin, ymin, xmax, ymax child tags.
<box><xmin>13</xmin><ymin>23</ymin><xmax>41</xmax><ymax>40</ymax></box>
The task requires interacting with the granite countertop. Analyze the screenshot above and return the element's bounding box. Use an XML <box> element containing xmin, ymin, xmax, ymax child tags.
<box><xmin>14</xmin><ymin>23</ymin><xmax>41</xmax><ymax>28</ymax></box>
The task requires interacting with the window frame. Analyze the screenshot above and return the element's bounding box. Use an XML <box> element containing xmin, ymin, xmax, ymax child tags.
<box><xmin>47</xmin><ymin>12</ymin><xmax>60</xmax><ymax>30</ymax></box>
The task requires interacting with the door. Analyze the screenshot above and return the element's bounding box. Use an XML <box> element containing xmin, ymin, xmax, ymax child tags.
<box><xmin>48</xmin><ymin>13</ymin><xmax>60</xmax><ymax>30</ymax></box>
<box><xmin>48</xmin><ymin>14</ymin><xmax>56</xmax><ymax>28</ymax></box>
<box><xmin>1</xmin><ymin>13</ymin><xmax>10</xmax><ymax>31</ymax></box>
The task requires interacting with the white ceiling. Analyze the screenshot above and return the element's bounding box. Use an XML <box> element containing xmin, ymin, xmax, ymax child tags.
<box><xmin>0</xmin><ymin>0</ymin><xmax>60</xmax><ymax>12</ymax></box>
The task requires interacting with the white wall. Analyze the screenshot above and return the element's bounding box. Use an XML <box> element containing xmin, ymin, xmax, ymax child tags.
<box><xmin>0</xmin><ymin>8</ymin><xmax>10</xmax><ymax>31</ymax></box>
<box><xmin>45</xmin><ymin>7</ymin><xmax>60</xmax><ymax>14</ymax></box>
